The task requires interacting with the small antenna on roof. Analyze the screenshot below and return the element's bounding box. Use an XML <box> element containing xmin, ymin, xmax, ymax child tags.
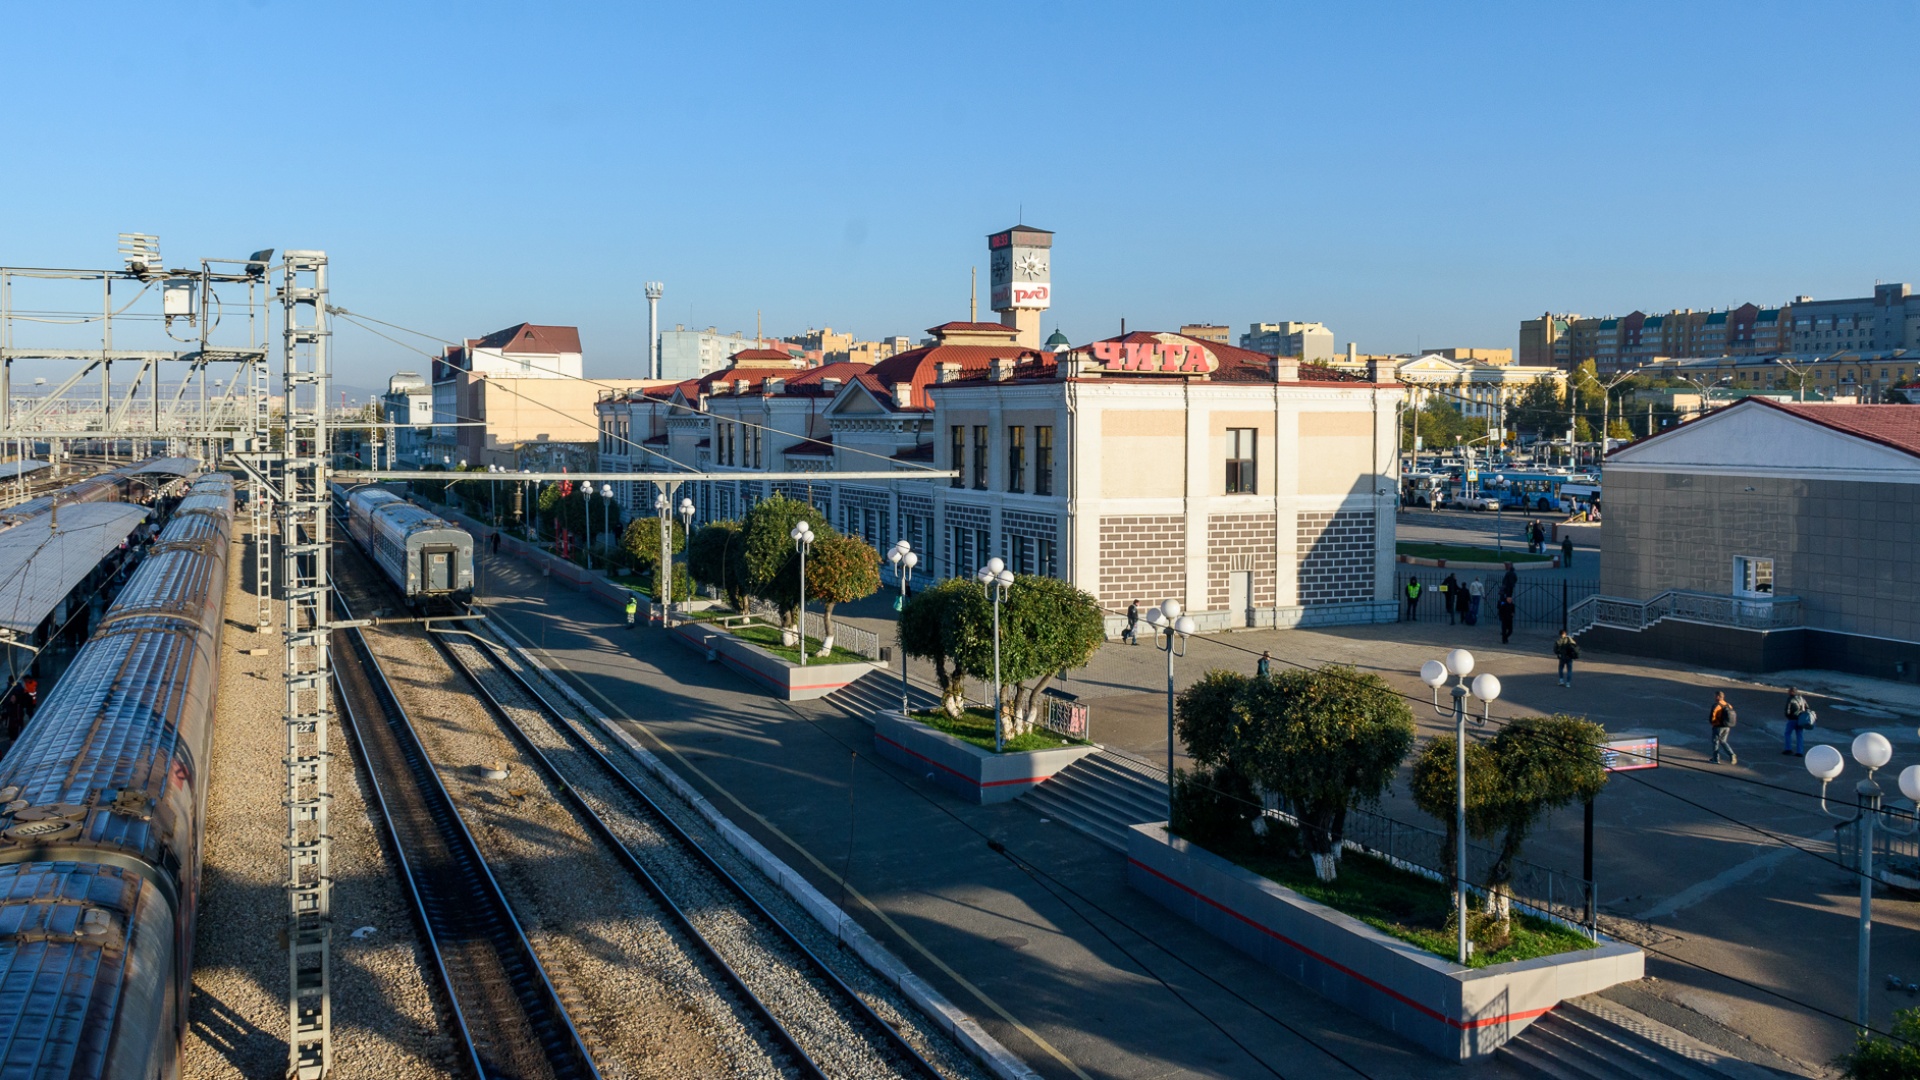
<box><xmin>970</xmin><ymin>268</ymin><xmax>977</xmax><ymax>322</ymax></box>
<box><xmin>1018</xmin><ymin>203</ymin><xmax>1023</xmax><ymax>224</ymax></box>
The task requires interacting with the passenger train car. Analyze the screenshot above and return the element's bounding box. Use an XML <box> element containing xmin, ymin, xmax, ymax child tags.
<box><xmin>0</xmin><ymin>472</ymin><xmax>234</xmax><ymax>1079</ymax></box>
<box><xmin>337</xmin><ymin>485</ymin><xmax>474</xmax><ymax>609</ymax></box>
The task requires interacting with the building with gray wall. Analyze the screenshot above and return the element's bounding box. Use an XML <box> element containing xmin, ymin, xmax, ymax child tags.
<box><xmin>1241</xmin><ymin>321</ymin><xmax>1334</xmax><ymax>362</ymax></box>
<box><xmin>1589</xmin><ymin>397</ymin><xmax>1920</xmax><ymax>678</ymax></box>
<box><xmin>658</xmin><ymin>326</ymin><xmax>773</xmax><ymax>380</ymax></box>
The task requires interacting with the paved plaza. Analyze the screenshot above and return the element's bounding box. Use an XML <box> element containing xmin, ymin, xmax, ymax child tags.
<box><xmin>469</xmin><ymin>509</ymin><xmax>1919</xmax><ymax>1078</ymax></box>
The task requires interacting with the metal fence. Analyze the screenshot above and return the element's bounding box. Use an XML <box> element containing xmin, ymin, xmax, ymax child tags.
<box><xmin>1393</xmin><ymin>568</ymin><xmax>1597</xmax><ymax>629</ymax></box>
<box><xmin>1265</xmin><ymin>798</ymin><xmax>1598</xmax><ymax>938</ymax></box>
<box><xmin>1568</xmin><ymin>589</ymin><xmax>1804</xmax><ymax>636</ymax></box>
<box><xmin>1833</xmin><ymin>809</ymin><xmax>1920</xmax><ymax>888</ymax></box>
<box><xmin>742</xmin><ymin>597</ymin><xmax>882</xmax><ymax>660</ymax></box>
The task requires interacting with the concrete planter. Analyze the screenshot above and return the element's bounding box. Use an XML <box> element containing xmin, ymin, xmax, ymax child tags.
<box><xmin>1126</xmin><ymin>823</ymin><xmax>1642</xmax><ymax>1061</ymax></box>
<box><xmin>668</xmin><ymin>620</ymin><xmax>881</xmax><ymax>701</ymax></box>
<box><xmin>872</xmin><ymin>711</ymin><xmax>1097</xmax><ymax>805</ymax></box>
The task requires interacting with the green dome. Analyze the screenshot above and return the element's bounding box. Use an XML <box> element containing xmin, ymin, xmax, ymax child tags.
<box><xmin>1045</xmin><ymin>329</ymin><xmax>1071</xmax><ymax>350</ymax></box>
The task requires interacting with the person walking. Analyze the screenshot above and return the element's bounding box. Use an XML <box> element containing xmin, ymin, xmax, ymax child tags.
<box><xmin>1709</xmin><ymin>691</ymin><xmax>1739</xmax><ymax>765</ymax></box>
<box><xmin>624</xmin><ymin>594</ymin><xmax>638</xmax><ymax>629</ymax></box>
<box><xmin>1124</xmin><ymin>600</ymin><xmax>1140</xmax><ymax>645</ymax></box>
<box><xmin>1405</xmin><ymin>576</ymin><xmax>1422</xmax><ymax>621</ymax></box>
<box><xmin>1256</xmin><ymin>651</ymin><xmax>1271</xmax><ymax>679</ymax></box>
<box><xmin>1782</xmin><ymin>687</ymin><xmax>1811</xmax><ymax>757</ymax></box>
<box><xmin>1465</xmin><ymin>576</ymin><xmax>1485</xmax><ymax>626</ymax></box>
<box><xmin>1501</xmin><ymin>565</ymin><xmax>1518</xmax><ymax>600</ymax></box>
<box><xmin>1561</xmin><ymin>534</ymin><xmax>1574</xmax><ymax>567</ymax></box>
<box><xmin>490</xmin><ymin>530</ymin><xmax>501</xmax><ymax>556</ymax></box>
<box><xmin>1497</xmin><ymin>593</ymin><xmax>1516</xmax><ymax>644</ymax></box>
<box><xmin>1441</xmin><ymin>572</ymin><xmax>1459</xmax><ymax>625</ymax></box>
<box><xmin>1553</xmin><ymin>630</ymin><xmax>1579</xmax><ymax>686</ymax></box>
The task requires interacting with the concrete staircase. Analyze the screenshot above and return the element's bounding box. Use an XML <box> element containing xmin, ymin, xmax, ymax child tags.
<box><xmin>1023</xmin><ymin>751</ymin><xmax>1170</xmax><ymax>852</ymax></box>
<box><xmin>1502</xmin><ymin>997</ymin><xmax>1791</xmax><ymax>1079</ymax></box>
<box><xmin>820</xmin><ymin>669</ymin><xmax>940</xmax><ymax>721</ymax></box>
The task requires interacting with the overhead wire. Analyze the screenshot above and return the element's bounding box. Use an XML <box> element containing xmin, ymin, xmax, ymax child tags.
<box><xmin>329</xmin><ymin>306</ymin><xmax>947</xmax><ymax>475</ymax></box>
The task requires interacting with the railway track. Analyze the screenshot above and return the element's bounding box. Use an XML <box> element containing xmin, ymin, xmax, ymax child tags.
<box><xmin>431</xmin><ymin>623</ymin><xmax>951</xmax><ymax>1080</ymax></box>
<box><xmin>331</xmin><ymin>595</ymin><xmax>601</xmax><ymax>1080</ymax></box>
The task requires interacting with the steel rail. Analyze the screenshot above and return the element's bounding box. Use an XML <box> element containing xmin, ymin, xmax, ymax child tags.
<box><xmin>436</xmin><ymin>627</ymin><xmax>948</xmax><ymax>1080</ymax></box>
<box><xmin>331</xmin><ymin>590</ymin><xmax>600</xmax><ymax>1080</ymax></box>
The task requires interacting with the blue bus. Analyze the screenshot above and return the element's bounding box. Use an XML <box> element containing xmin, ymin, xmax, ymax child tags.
<box><xmin>1483</xmin><ymin>471</ymin><xmax>1593</xmax><ymax>511</ymax></box>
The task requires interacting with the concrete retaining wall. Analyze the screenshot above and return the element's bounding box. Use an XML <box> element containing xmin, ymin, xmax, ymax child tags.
<box><xmin>872</xmin><ymin>712</ymin><xmax>1096</xmax><ymax>805</ymax></box>
<box><xmin>668</xmin><ymin>620</ymin><xmax>880</xmax><ymax>700</ymax></box>
<box><xmin>1125</xmin><ymin>823</ymin><xmax>1642</xmax><ymax>1060</ymax></box>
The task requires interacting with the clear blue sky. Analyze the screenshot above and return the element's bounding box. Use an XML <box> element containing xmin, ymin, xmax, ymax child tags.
<box><xmin>3</xmin><ymin>1</ymin><xmax>1916</xmax><ymax>386</ymax></box>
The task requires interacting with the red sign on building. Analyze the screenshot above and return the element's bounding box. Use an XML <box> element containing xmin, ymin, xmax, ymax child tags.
<box><xmin>1089</xmin><ymin>339</ymin><xmax>1219</xmax><ymax>375</ymax></box>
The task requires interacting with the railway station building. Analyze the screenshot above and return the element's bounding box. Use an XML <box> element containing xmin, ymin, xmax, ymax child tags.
<box><xmin>598</xmin><ymin>321</ymin><xmax>1404</xmax><ymax>632</ymax></box>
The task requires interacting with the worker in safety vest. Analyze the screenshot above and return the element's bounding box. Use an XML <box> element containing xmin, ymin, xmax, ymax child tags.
<box><xmin>1404</xmin><ymin>577</ymin><xmax>1422</xmax><ymax>621</ymax></box>
<box><xmin>625</xmin><ymin>595</ymin><xmax>638</xmax><ymax>628</ymax></box>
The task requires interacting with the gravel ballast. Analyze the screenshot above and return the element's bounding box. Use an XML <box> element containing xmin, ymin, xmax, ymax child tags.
<box><xmin>183</xmin><ymin>530</ymin><xmax>457</xmax><ymax>1080</ymax></box>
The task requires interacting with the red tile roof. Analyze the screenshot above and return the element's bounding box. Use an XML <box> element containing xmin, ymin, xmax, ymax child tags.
<box><xmin>866</xmin><ymin>344</ymin><xmax>1045</xmax><ymax>409</ymax></box>
<box><xmin>927</xmin><ymin>321</ymin><xmax>1021</xmax><ymax>335</ymax></box>
<box><xmin>468</xmin><ymin>322</ymin><xmax>583</xmax><ymax>355</ymax></box>
<box><xmin>1767</xmin><ymin>400</ymin><xmax>1920</xmax><ymax>458</ymax></box>
<box><xmin>727</xmin><ymin>347</ymin><xmax>799</xmax><ymax>365</ymax></box>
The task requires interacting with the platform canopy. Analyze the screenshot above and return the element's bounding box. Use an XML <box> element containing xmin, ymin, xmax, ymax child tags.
<box><xmin>0</xmin><ymin>461</ymin><xmax>48</xmax><ymax>480</ymax></box>
<box><xmin>0</xmin><ymin>504</ymin><xmax>149</xmax><ymax>636</ymax></box>
<box><xmin>130</xmin><ymin>457</ymin><xmax>200</xmax><ymax>476</ymax></box>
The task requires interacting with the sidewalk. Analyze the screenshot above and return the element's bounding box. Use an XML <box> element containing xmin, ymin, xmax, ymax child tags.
<box><xmin>466</xmin><ymin>548</ymin><xmax>1532</xmax><ymax>1080</ymax></box>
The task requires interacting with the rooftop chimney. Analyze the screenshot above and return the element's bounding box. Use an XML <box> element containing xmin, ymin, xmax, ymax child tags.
<box><xmin>989</xmin><ymin>357</ymin><xmax>1017</xmax><ymax>382</ymax></box>
<box><xmin>734</xmin><ymin>378</ymin><xmax>751</xmax><ymax>395</ymax></box>
<box><xmin>937</xmin><ymin>361</ymin><xmax>963</xmax><ymax>383</ymax></box>
<box><xmin>892</xmin><ymin>382</ymin><xmax>913</xmax><ymax>408</ymax></box>
<box><xmin>767</xmin><ymin>377</ymin><xmax>787</xmax><ymax>395</ymax></box>
<box><xmin>1270</xmin><ymin>357</ymin><xmax>1299</xmax><ymax>382</ymax></box>
<box><xmin>1366</xmin><ymin>357</ymin><xmax>1388</xmax><ymax>383</ymax></box>
<box><xmin>1347</xmin><ymin>342</ymin><xmax>1358</xmax><ymax>363</ymax></box>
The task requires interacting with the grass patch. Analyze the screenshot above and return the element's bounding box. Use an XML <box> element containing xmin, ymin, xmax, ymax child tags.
<box><xmin>909</xmin><ymin>706</ymin><xmax>1083</xmax><ymax>754</ymax></box>
<box><xmin>1396</xmin><ymin>541</ymin><xmax>1551</xmax><ymax>564</ymax></box>
<box><xmin>1186</xmin><ymin>821</ymin><xmax>1595</xmax><ymax>968</ymax></box>
<box><xmin>727</xmin><ymin>622</ymin><xmax>873</xmax><ymax>665</ymax></box>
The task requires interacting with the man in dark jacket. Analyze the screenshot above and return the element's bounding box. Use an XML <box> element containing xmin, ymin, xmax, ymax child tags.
<box><xmin>1442</xmin><ymin>572</ymin><xmax>1459</xmax><ymax>625</ymax></box>
<box><xmin>1561</xmin><ymin>535</ymin><xmax>1575</xmax><ymax>567</ymax></box>
<box><xmin>1710</xmin><ymin>691</ymin><xmax>1739</xmax><ymax>765</ymax></box>
<box><xmin>1553</xmin><ymin>630</ymin><xmax>1578</xmax><ymax>686</ymax></box>
<box><xmin>1497</xmin><ymin>593</ymin><xmax>1516</xmax><ymax>644</ymax></box>
<box><xmin>1782</xmin><ymin>688</ymin><xmax>1810</xmax><ymax>757</ymax></box>
<box><xmin>1124</xmin><ymin>600</ymin><xmax>1140</xmax><ymax>645</ymax></box>
<box><xmin>1405</xmin><ymin>577</ymin><xmax>1422</xmax><ymax>620</ymax></box>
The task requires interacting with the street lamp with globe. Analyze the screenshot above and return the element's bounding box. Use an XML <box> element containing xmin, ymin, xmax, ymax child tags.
<box><xmin>1806</xmin><ymin>733</ymin><xmax>1920</xmax><ymax>1030</ymax></box>
<box><xmin>581</xmin><ymin>482</ymin><xmax>595</xmax><ymax>570</ymax></box>
<box><xmin>887</xmin><ymin>540</ymin><xmax>919</xmax><ymax>713</ymax></box>
<box><xmin>1418</xmin><ymin>648</ymin><xmax>1502</xmax><ymax>965</ymax></box>
<box><xmin>1144</xmin><ymin>599</ymin><xmax>1197</xmax><ymax>815</ymax></box>
<box><xmin>975</xmin><ymin>558</ymin><xmax>1015</xmax><ymax>751</ymax></box>
<box><xmin>789</xmin><ymin>521</ymin><xmax>815</xmax><ymax>664</ymax></box>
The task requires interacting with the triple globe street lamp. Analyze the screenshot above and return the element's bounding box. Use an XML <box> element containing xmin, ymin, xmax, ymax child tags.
<box><xmin>976</xmin><ymin>558</ymin><xmax>1015</xmax><ymax>752</ymax></box>
<box><xmin>654</xmin><ymin>491</ymin><xmax>694</xmax><ymax>626</ymax></box>
<box><xmin>790</xmin><ymin>520</ymin><xmax>816</xmax><ymax>665</ymax></box>
<box><xmin>1143</xmin><ymin>599</ymin><xmax>1197</xmax><ymax>814</ymax></box>
<box><xmin>1418</xmin><ymin>648</ymin><xmax>1503</xmax><ymax>966</ymax></box>
<box><xmin>887</xmin><ymin>540</ymin><xmax>919</xmax><ymax>713</ymax></box>
<box><xmin>1806</xmin><ymin>733</ymin><xmax>1920</xmax><ymax>1030</ymax></box>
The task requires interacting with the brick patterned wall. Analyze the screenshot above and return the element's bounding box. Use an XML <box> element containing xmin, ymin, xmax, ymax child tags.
<box><xmin>838</xmin><ymin>486</ymin><xmax>890</xmax><ymax>550</ymax></box>
<box><xmin>1205</xmin><ymin>513</ymin><xmax>1277</xmax><ymax>611</ymax></box>
<box><xmin>1098</xmin><ymin>515</ymin><xmax>1186</xmax><ymax>610</ymax></box>
<box><xmin>944</xmin><ymin>502</ymin><xmax>991</xmax><ymax>580</ymax></box>
<box><xmin>1296</xmin><ymin>510</ymin><xmax>1377</xmax><ymax>605</ymax></box>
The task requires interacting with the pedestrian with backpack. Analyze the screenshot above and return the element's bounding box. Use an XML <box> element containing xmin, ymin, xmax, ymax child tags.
<box><xmin>1710</xmin><ymin>691</ymin><xmax>1739</xmax><ymax>765</ymax></box>
<box><xmin>1124</xmin><ymin>600</ymin><xmax>1140</xmax><ymax>645</ymax></box>
<box><xmin>1553</xmin><ymin>630</ymin><xmax>1579</xmax><ymax>686</ymax></box>
<box><xmin>1782</xmin><ymin>687</ymin><xmax>1812</xmax><ymax>757</ymax></box>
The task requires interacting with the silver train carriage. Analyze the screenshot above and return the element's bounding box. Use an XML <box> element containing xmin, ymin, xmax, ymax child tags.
<box><xmin>0</xmin><ymin>473</ymin><xmax>233</xmax><ymax>1079</ymax></box>
<box><xmin>342</xmin><ymin>486</ymin><xmax>473</xmax><ymax>607</ymax></box>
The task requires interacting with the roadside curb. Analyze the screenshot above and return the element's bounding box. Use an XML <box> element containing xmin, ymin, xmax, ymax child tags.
<box><xmin>485</xmin><ymin>617</ymin><xmax>1043</xmax><ymax>1080</ymax></box>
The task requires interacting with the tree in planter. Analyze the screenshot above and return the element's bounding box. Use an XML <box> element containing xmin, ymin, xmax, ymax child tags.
<box><xmin>687</xmin><ymin>521</ymin><xmax>743</xmax><ymax>609</ymax></box>
<box><xmin>898</xmin><ymin>578</ymin><xmax>980</xmax><ymax>718</ymax></box>
<box><xmin>948</xmin><ymin>575</ymin><xmax>1107</xmax><ymax>743</ymax></box>
<box><xmin>802</xmin><ymin>532</ymin><xmax>880</xmax><ymax>655</ymax></box>
<box><xmin>1173</xmin><ymin>670</ymin><xmax>1261</xmax><ymax>842</ymax></box>
<box><xmin>1837</xmin><ymin>1006</ymin><xmax>1920</xmax><ymax>1079</ymax></box>
<box><xmin>736</xmin><ymin>494</ymin><xmax>832</xmax><ymax>626</ymax></box>
<box><xmin>621</xmin><ymin>516</ymin><xmax>686</xmax><ymax>577</ymax></box>
<box><xmin>1412</xmin><ymin>714</ymin><xmax>1607</xmax><ymax>946</ymax></box>
<box><xmin>1235</xmin><ymin>666</ymin><xmax>1416</xmax><ymax>882</ymax></box>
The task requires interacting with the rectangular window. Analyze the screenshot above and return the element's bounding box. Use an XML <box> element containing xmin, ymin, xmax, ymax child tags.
<box><xmin>1008</xmin><ymin>535</ymin><xmax>1029</xmax><ymax>574</ymax></box>
<box><xmin>1036</xmin><ymin>537</ymin><xmax>1057</xmax><ymax>578</ymax></box>
<box><xmin>1225</xmin><ymin>428</ymin><xmax>1258</xmax><ymax>494</ymax></box>
<box><xmin>976</xmin><ymin>529</ymin><xmax>991</xmax><ymax>570</ymax></box>
<box><xmin>1035</xmin><ymin>426</ymin><xmax>1054</xmax><ymax>495</ymax></box>
<box><xmin>952</xmin><ymin>525</ymin><xmax>969</xmax><ymax>574</ymax></box>
<box><xmin>973</xmin><ymin>426</ymin><xmax>989</xmax><ymax>489</ymax></box>
<box><xmin>1007</xmin><ymin>426</ymin><xmax>1026</xmax><ymax>492</ymax></box>
<box><xmin>950</xmin><ymin>426</ymin><xmax>965</xmax><ymax>488</ymax></box>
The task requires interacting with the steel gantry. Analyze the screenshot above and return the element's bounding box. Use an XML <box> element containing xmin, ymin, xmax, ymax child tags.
<box><xmin>280</xmin><ymin>252</ymin><xmax>334</xmax><ymax>1079</ymax></box>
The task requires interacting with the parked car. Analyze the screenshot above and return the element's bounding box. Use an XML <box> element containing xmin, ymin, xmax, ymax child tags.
<box><xmin>1448</xmin><ymin>492</ymin><xmax>1503</xmax><ymax>512</ymax></box>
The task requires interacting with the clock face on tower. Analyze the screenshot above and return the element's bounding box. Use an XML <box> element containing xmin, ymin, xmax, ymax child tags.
<box><xmin>1015</xmin><ymin>252</ymin><xmax>1048</xmax><ymax>281</ymax></box>
<box><xmin>990</xmin><ymin>249</ymin><xmax>1012</xmax><ymax>280</ymax></box>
